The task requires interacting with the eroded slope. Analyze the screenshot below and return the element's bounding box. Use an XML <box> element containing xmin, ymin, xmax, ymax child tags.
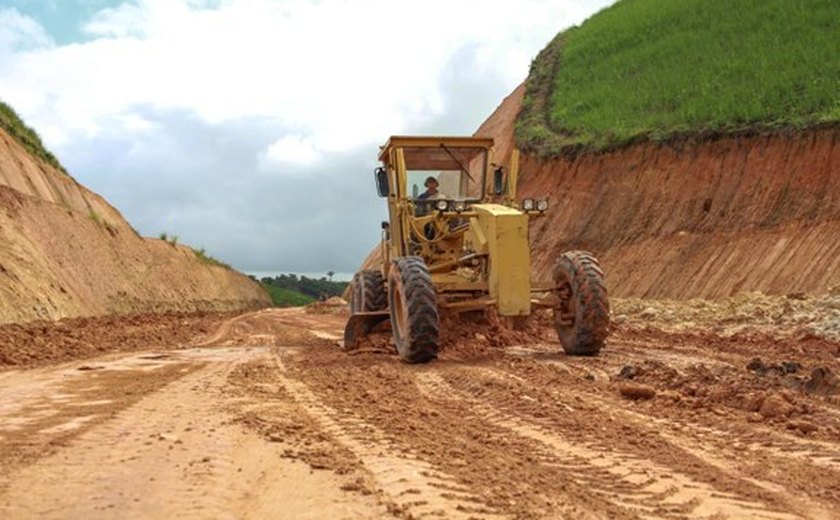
<box><xmin>0</xmin><ymin>127</ymin><xmax>269</xmax><ymax>324</ymax></box>
<box><xmin>476</xmin><ymin>87</ymin><xmax>840</xmax><ymax>299</ymax></box>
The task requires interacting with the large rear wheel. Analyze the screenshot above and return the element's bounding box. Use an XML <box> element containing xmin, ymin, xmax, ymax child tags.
<box><xmin>388</xmin><ymin>257</ymin><xmax>439</xmax><ymax>363</ymax></box>
<box><xmin>553</xmin><ymin>251</ymin><xmax>610</xmax><ymax>355</ymax></box>
<box><xmin>350</xmin><ymin>270</ymin><xmax>386</xmax><ymax>313</ymax></box>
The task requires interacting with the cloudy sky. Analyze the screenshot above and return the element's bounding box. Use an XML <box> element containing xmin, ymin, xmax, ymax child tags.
<box><xmin>0</xmin><ymin>0</ymin><xmax>612</xmax><ymax>279</ymax></box>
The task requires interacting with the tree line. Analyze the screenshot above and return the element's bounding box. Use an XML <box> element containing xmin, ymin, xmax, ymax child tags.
<box><xmin>255</xmin><ymin>274</ymin><xmax>348</xmax><ymax>300</ymax></box>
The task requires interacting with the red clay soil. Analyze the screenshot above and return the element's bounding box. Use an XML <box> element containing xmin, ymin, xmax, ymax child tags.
<box><xmin>474</xmin><ymin>86</ymin><xmax>840</xmax><ymax>299</ymax></box>
<box><xmin>0</xmin><ymin>311</ymin><xmax>234</xmax><ymax>367</ymax></box>
<box><xmin>2</xmin><ymin>308</ymin><xmax>839</xmax><ymax>518</ymax></box>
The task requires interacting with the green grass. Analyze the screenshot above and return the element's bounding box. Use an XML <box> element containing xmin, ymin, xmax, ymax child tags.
<box><xmin>192</xmin><ymin>247</ymin><xmax>232</xmax><ymax>270</ymax></box>
<box><xmin>159</xmin><ymin>232</ymin><xmax>179</xmax><ymax>246</ymax></box>
<box><xmin>88</xmin><ymin>210</ymin><xmax>117</xmax><ymax>234</ymax></box>
<box><xmin>0</xmin><ymin>101</ymin><xmax>69</xmax><ymax>174</ymax></box>
<box><xmin>260</xmin><ymin>283</ymin><xmax>315</xmax><ymax>307</ymax></box>
<box><xmin>516</xmin><ymin>0</ymin><xmax>840</xmax><ymax>157</ymax></box>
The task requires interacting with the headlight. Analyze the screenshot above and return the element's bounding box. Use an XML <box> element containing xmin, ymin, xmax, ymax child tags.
<box><xmin>452</xmin><ymin>200</ymin><xmax>467</xmax><ymax>212</ymax></box>
<box><xmin>435</xmin><ymin>199</ymin><xmax>449</xmax><ymax>211</ymax></box>
<box><xmin>536</xmin><ymin>199</ymin><xmax>549</xmax><ymax>212</ymax></box>
<box><xmin>522</xmin><ymin>198</ymin><xmax>535</xmax><ymax>211</ymax></box>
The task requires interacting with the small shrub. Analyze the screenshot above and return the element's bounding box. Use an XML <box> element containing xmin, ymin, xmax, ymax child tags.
<box><xmin>192</xmin><ymin>247</ymin><xmax>231</xmax><ymax>270</ymax></box>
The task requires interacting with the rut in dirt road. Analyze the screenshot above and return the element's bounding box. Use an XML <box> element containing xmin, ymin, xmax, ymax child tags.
<box><xmin>1</xmin><ymin>308</ymin><xmax>839</xmax><ymax>519</ymax></box>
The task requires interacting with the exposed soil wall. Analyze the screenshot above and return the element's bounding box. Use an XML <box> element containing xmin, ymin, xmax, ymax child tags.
<box><xmin>0</xmin><ymin>128</ymin><xmax>269</xmax><ymax>325</ymax></box>
<box><xmin>476</xmin><ymin>86</ymin><xmax>840</xmax><ymax>299</ymax></box>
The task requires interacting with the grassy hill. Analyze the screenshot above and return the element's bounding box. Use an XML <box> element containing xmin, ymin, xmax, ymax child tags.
<box><xmin>516</xmin><ymin>0</ymin><xmax>840</xmax><ymax>157</ymax></box>
<box><xmin>260</xmin><ymin>283</ymin><xmax>315</xmax><ymax>307</ymax></box>
<box><xmin>0</xmin><ymin>101</ymin><xmax>68</xmax><ymax>174</ymax></box>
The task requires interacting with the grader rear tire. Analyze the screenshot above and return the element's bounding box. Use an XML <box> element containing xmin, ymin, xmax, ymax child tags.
<box><xmin>350</xmin><ymin>270</ymin><xmax>386</xmax><ymax>313</ymax></box>
<box><xmin>553</xmin><ymin>251</ymin><xmax>610</xmax><ymax>355</ymax></box>
<box><xmin>388</xmin><ymin>257</ymin><xmax>439</xmax><ymax>363</ymax></box>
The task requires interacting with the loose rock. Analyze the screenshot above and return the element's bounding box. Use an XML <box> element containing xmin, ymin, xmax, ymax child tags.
<box><xmin>758</xmin><ymin>394</ymin><xmax>794</xmax><ymax>418</ymax></box>
<box><xmin>619</xmin><ymin>383</ymin><xmax>657</xmax><ymax>400</ymax></box>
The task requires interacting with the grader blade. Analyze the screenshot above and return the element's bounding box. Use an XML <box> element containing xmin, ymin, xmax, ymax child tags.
<box><xmin>343</xmin><ymin>311</ymin><xmax>389</xmax><ymax>349</ymax></box>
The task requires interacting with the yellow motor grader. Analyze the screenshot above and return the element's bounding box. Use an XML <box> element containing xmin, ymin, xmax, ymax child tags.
<box><xmin>345</xmin><ymin>136</ymin><xmax>610</xmax><ymax>363</ymax></box>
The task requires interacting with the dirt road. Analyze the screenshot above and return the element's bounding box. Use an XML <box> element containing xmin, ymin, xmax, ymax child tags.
<box><xmin>1</xmin><ymin>307</ymin><xmax>839</xmax><ymax>519</ymax></box>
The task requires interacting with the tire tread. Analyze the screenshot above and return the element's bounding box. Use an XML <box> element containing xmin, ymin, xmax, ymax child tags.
<box><xmin>389</xmin><ymin>256</ymin><xmax>439</xmax><ymax>363</ymax></box>
<box><xmin>554</xmin><ymin>250</ymin><xmax>610</xmax><ymax>355</ymax></box>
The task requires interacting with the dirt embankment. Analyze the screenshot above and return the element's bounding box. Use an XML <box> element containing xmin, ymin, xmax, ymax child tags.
<box><xmin>476</xmin><ymin>85</ymin><xmax>840</xmax><ymax>299</ymax></box>
<box><xmin>0</xmin><ymin>128</ymin><xmax>269</xmax><ymax>325</ymax></box>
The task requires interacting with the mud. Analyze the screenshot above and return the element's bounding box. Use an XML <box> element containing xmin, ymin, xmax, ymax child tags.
<box><xmin>0</xmin><ymin>311</ymin><xmax>234</xmax><ymax>367</ymax></box>
<box><xmin>1</xmin><ymin>307</ymin><xmax>839</xmax><ymax>519</ymax></box>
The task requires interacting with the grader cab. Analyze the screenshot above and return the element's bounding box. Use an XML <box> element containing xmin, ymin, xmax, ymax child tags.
<box><xmin>345</xmin><ymin>136</ymin><xmax>610</xmax><ymax>363</ymax></box>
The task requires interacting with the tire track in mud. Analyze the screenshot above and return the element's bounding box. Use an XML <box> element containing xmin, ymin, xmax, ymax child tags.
<box><xmin>285</xmin><ymin>358</ymin><xmax>635</xmax><ymax>519</ymax></box>
<box><xmin>462</xmin><ymin>360</ymin><xmax>840</xmax><ymax>519</ymax></box>
<box><xmin>0</xmin><ymin>346</ymin><xmax>388</xmax><ymax>520</ymax></box>
<box><xmin>504</xmin><ymin>342</ymin><xmax>840</xmax><ymax>473</ymax></box>
<box><xmin>0</xmin><ymin>353</ymin><xmax>255</xmax><ymax>519</ymax></box>
<box><xmin>271</xmin><ymin>349</ymin><xmax>499</xmax><ymax>519</ymax></box>
<box><xmin>415</xmin><ymin>369</ymin><xmax>800</xmax><ymax>520</ymax></box>
<box><xmin>502</xmin><ymin>343</ymin><xmax>840</xmax><ymax>485</ymax></box>
<box><xmin>583</xmin><ymin>388</ymin><xmax>840</xmax><ymax>519</ymax></box>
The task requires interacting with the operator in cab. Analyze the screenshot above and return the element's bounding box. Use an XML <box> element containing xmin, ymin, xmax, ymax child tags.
<box><xmin>417</xmin><ymin>176</ymin><xmax>447</xmax><ymax>201</ymax></box>
<box><xmin>415</xmin><ymin>176</ymin><xmax>448</xmax><ymax>237</ymax></box>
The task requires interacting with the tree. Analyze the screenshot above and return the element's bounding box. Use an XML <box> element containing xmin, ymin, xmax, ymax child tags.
<box><xmin>327</xmin><ymin>270</ymin><xmax>335</xmax><ymax>281</ymax></box>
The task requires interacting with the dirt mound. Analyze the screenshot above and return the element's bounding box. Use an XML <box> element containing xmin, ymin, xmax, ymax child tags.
<box><xmin>197</xmin><ymin>308</ymin><xmax>344</xmax><ymax>348</ymax></box>
<box><xmin>346</xmin><ymin>308</ymin><xmax>556</xmax><ymax>361</ymax></box>
<box><xmin>438</xmin><ymin>309</ymin><xmax>555</xmax><ymax>359</ymax></box>
<box><xmin>474</xmin><ymin>85</ymin><xmax>840</xmax><ymax>299</ymax></box>
<box><xmin>0</xmin><ymin>127</ymin><xmax>269</xmax><ymax>325</ymax></box>
<box><xmin>0</xmin><ymin>311</ymin><xmax>234</xmax><ymax>367</ymax></box>
<box><xmin>305</xmin><ymin>296</ymin><xmax>348</xmax><ymax>315</ymax></box>
<box><xmin>619</xmin><ymin>356</ymin><xmax>839</xmax><ymax>430</ymax></box>
<box><xmin>613</xmin><ymin>291</ymin><xmax>840</xmax><ymax>342</ymax></box>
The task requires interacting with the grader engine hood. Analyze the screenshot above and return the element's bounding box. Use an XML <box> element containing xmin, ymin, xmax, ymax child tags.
<box><xmin>469</xmin><ymin>204</ymin><xmax>531</xmax><ymax>316</ymax></box>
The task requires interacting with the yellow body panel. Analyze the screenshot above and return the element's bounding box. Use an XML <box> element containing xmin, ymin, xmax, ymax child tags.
<box><xmin>473</xmin><ymin>204</ymin><xmax>531</xmax><ymax>316</ymax></box>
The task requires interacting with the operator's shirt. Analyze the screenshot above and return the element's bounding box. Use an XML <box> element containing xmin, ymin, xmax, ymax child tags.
<box><xmin>417</xmin><ymin>191</ymin><xmax>447</xmax><ymax>200</ymax></box>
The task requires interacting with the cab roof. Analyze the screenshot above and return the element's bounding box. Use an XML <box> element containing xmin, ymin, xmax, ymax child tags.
<box><xmin>378</xmin><ymin>136</ymin><xmax>494</xmax><ymax>163</ymax></box>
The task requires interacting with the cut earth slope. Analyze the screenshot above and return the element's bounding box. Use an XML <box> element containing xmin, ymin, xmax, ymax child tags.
<box><xmin>0</xmin><ymin>127</ymin><xmax>269</xmax><ymax>324</ymax></box>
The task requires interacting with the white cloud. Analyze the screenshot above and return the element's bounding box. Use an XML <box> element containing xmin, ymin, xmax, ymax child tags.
<box><xmin>0</xmin><ymin>8</ymin><xmax>52</xmax><ymax>54</ymax></box>
<box><xmin>0</xmin><ymin>0</ymin><xmax>611</xmax><ymax>152</ymax></box>
<box><xmin>0</xmin><ymin>0</ymin><xmax>615</xmax><ymax>272</ymax></box>
<box><xmin>260</xmin><ymin>134</ymin><xmax>321</xmax><ymax>169</ymax></box>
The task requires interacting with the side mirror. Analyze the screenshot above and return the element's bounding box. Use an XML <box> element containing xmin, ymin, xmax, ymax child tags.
<box><xmin>493</xmin><ymin>166</ymin><xmax>505</xmax><ymax>196</ymax></box>
<box><xmin>374</xmin><ymin>167</ymin><xmax>389</xmax><ymax>197</ymax></box>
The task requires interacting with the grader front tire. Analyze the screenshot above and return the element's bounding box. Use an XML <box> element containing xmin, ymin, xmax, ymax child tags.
<box><xmin>553</xmin><ymin>251</ymin><xmax>610</xmax><ymax>355</ymax></box>
<box><xmin>388</xmin><ymin>257</ymin><xmax>439</xmax><ymax>364</ymax></box>
<box><xmin>350</xmin><ymin>270</ymin><xmax>386</xmax><ymax>313</ymax></box>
